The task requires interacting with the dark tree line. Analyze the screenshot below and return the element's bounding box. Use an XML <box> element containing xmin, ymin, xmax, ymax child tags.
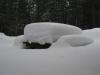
<box><xmin>0</xmin><ymin>0</ymin><xmax>100</xmax><ymax>36</ymax></box>
<box><xmin>0</xmin><ymin>0</ymin><xmax>30</xmax><ymax>35</ymax></box>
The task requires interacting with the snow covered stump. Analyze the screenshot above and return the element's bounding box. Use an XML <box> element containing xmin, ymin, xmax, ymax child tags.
<box><xmin>24</xmin><ymin>22</ymin><xmax>82</xmax><ymax>49</ymax></box>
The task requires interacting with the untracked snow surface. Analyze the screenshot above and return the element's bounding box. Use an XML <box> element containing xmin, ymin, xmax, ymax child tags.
<box><xmin>51</xmin><ymin>35</ymin><xmax>94</xmax><ymax>48</ymax></box>
<box><xmin>14</xmin><ymin>35</ymin><xmax>25</xmax><ymax>48</ymax></box>
<box><xmin>0</xmin><ymin>27</ymin><xmax>100</xmax><ymax>75</ymax></box>
<box><xmin>83</xmin><ymin>28</ymin><xmax>100</xmax><ymax>40</ymax></box>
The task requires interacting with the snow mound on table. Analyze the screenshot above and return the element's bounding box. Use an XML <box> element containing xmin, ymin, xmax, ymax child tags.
<box><xmin>51</xmin><ymin>35</ymin><xmax>94</xmax><ymax>48</ymax></box>
<box><xmin>24</xmin><ymin>22</ymin><xmax>82</xmax><ymax>44</ymax></box>
<box><xmin>83</xmin><ymin>28</ymin><xmax>100</xmax><ymax>40</ymax></box>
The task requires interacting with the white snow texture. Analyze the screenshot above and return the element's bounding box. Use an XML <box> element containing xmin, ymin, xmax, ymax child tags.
<box><xmin>51</xmin><ymin>35</ymin><xmax>94</xmax><ymax>48</ymax></box>
<box><xmin>14</xmin><ymin>35</ymin><xmax>25</xmax><ymax>48</ymax></box>
<box><xmin>83</xmin><ymin>28</ymin><xmax>100</xmax><ymax>40</ymax></box>
<box><xmin>24</xmin><ymin>22</ymin><xmax>82</xmax><ymax>44</ymax></box>
<box><xmin>0</xmin><ymin>23</ymin><xmax>100</xmax><ymax>75</ymax></box>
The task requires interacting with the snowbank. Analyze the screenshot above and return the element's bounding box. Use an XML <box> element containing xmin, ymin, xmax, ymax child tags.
<box><xmin>83</xmin><ymin>28</ymin><xmax>100</xmax><ymax>40</ymax></box>
<box><xmin>0</xmin><ymin>32</ymin><xmax>15</xmax><ymax>48</ymax></box>
<box><xmin>0</xmin><ymin>32</ymin><xmax>8</xmax><ymax>39</ymax></box>
<box><xmin>0</xmin><ymin>39</ymin><xmax>100</xmax><ymax>75</ymax></box>
<box><xmin>24</xmin><ymin>22</ymin><xmax>82</xmax><ymax>44</ymax></box>
<box><xmin>14</xmin><ymin>35</ymin><xmax>25</xmax><ymax>48</ymax></box>
<box><xmin>0</xmin><ymin>27</ymin><xmax>100</xmax><ymax>75</ymax></box>
<box><xmin>51</xmin><ymin>35</ymin><xmax>94</xmax><ymax>48</ymax></box>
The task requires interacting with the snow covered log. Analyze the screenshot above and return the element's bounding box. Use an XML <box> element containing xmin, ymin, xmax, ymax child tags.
<box><xmin>24</xmin><ymin>22</ymin><xmax>82</xmax><ymax>44</ymax></box>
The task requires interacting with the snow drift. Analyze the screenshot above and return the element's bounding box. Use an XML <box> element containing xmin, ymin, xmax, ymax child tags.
<box><xmin>14</xmin><ymin>35</ymin><xmax>25</xmax><ymax>48</ymax></box>
<box><xmin>0</xmin><ymin>32</ymin><xmax>8</xmax><ymax>39</ymax></box>
<box><xmin>83</xmin><ymin>28</ymin><xmax>100</xmax><ymax>40</ymax></box>
<box><xmin>0</xmin><ymin>32</ymin><xmax>15</xmax><ymax>48</ymax></box>
<box><xmin>51</xmin><ymin>35</ymin><xmax>94</xmax><ymax>48</ymax></box>
<box><xmin>24</xmin><ymin>22</ymin><xmax>82</xmax><ymax>44</ymax></box>
<box><xmin>0</xmin><ymin>28</ymin><xmax>100</xmax><ymax>75</ymax></box>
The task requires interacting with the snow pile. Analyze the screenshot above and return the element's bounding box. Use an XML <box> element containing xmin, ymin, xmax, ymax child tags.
<box><xmin>0</xmin><ymin>28</ymin><xmax>100</xmax><ymax>75</ymax></box>
<box><xmin>14</xmin><ymin>35</ymin><xmax>25</xmax><ymax>48</ymax></box>
<box><xmin>83</xmin><ymin>28</ymin><xmax>100</xmax><ymax>40</ymax></box>
<box><xmin>24</xmin><ymin>22</ymin><xmax>82</xmax><ymax>44</ymax></box>
<box><xmin>51</xmin><ymin>35</ymin><xmax>94</xmax><ymax>48</ymax></box>
<box><xmin>0</xmin><ymin>32</ymin><xmax>15</xmax><ymax>48</ymax></box>
<box><xmin>0</xmin><ymin>32</ymin><xmax>8</xmax><ymax>39</ymax></box>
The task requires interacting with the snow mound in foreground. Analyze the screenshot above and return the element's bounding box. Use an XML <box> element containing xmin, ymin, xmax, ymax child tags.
<box><xmin>51</xmin><ymin>35</ymin><xmax>94</xmax><ymax>48</ymax></box>
<box><xmin>24</xmin><ymin>22</ymin><xmax>82</xmax><ymax>44</ymax></box>
<box><xmin>83</xmin><ymin>28</ymin><xmax>100</xmax><ymax>40</ymax></box>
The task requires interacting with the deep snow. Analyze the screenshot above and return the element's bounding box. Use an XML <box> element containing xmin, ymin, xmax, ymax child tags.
<box><xmin>24</xmin><ymin>22</ymin><xmax>82</xmax><ymax>44</ymax></box>
<box><xmin>51</xmin><ymin>35</ymin><xmax>94</xmax><ymax>48</ymax></box>
<box><xmin>0</xmin><ymin>28</ymin><xmax>100</xmax><ymax>75</ymax></box>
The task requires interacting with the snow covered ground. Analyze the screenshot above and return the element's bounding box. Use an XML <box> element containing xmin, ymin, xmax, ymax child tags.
<box><xmin>0</xmin><ymin>27</ymin><xmax>100</xmax><ymax>75</ymax></box>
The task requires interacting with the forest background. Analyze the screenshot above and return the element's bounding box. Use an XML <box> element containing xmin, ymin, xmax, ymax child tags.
<box><xmin>0</xmin><ymin>0</ymin><xmax>99</xmax><ymax>36</ymax></box>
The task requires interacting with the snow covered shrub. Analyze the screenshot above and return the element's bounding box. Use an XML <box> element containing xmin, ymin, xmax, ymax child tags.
<box><xmin>24</xmin><ymin>22</ymin><xmax>82</xmax><ymax>49</ymax></box>
<box><xmin>51</xmin><ymin>35</ymin><xmax>94</xmax><ymax>48</ymax></box>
